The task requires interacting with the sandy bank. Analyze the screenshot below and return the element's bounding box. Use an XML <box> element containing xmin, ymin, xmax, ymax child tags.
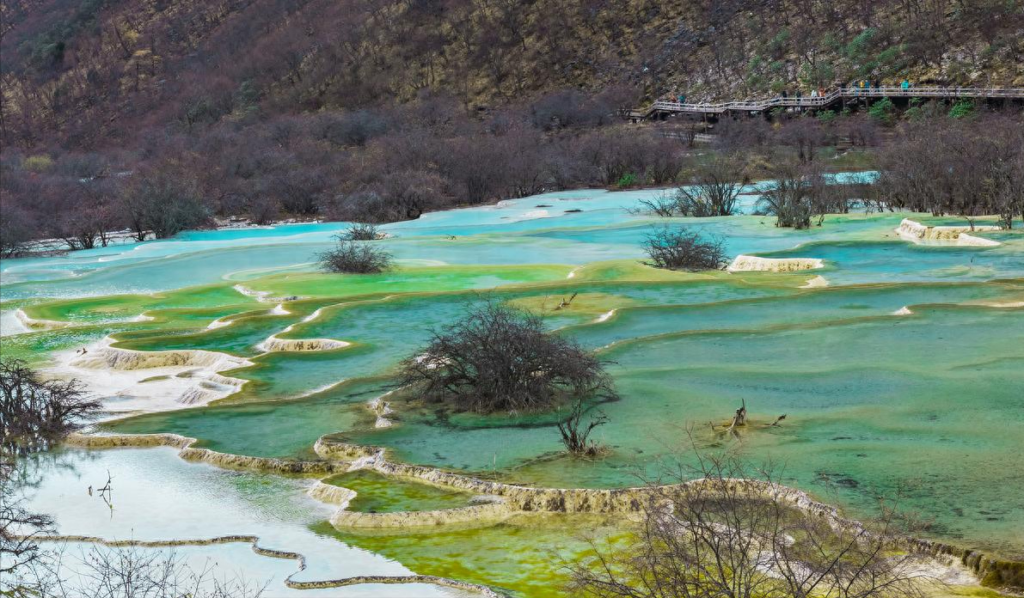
<box><xmin>49</xmin><ymin>338</ymin><xmax>252</xmax><ymax>415</ymax></box>
<box><xmin>727</xmin><ymin>255</ymin><xmax>824</xmax><ymax>273</ymax></box>
<box><xmin>896</xmin><ymin>219</ymin><xmax>1002</xmax><ymax>246</ymax></box>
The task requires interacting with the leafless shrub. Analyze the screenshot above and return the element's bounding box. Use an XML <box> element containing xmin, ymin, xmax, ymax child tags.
<box><xmin>842</xmin><ymin>113</ymin><xmax>880</xmax><ymax>148</ymax></box>
<box><xmin>316</xmin><ymin>110</ymin><xmax>388</xmax><ymax>147</ymax></box>
<box><xmin>1</xmin><ymin>460</ymin><xmax>56</xmax><ymax>595</ymax></box>
<box><xmin>400</xmin><ymin>302</ymin><xmax>615</xmax><ymax>414</ymax></box>
<box><xmin>642</xmin><ymin>227</ymin><xmax>727</xmax><ymax>271</ymax></box>
<box><xmin>340</xmin><ymin>223</ymin><xmax>382</xmax><ymax>240</ymax></box>
<box><xmin>0</xmin><ymin>197</ymin><xmax>38</xmax><ymax>258</ymax></box>
<box><xmin>567</xmin><ymin>452</ymin><xmax>931</xmax><ymax>598</ymax></box>
<box><xmin>578</xmin><ymin>131</ymin><xmax>683</xmax><ymax>186</ymax></box>
<box><xmin>1</xmin><ymin>358</ymin><xmax>100</xmax><ymax>455</ymax></box>
<box><xmin>120</xmin><ymin>166</ymin><xmax>212</xmax><ymax>239</ymax></box>
<box><xmin>14</xmin><ymin>542</ymin><xmax>268</xmax><ymax>598</ymax></box>
<box><xmin>777</xmin><ymin>117</ymin><xmax>831</xmax><ymax>163</ymax></box>
<box><xmin>531</xmin><ymin>89</ymin><xmax>613</xmax><ymax>130</ymax></box>
<box><xmin>318</xmin><ymin>238</ymin><xmax>392</xmax><ymax>274</ymax></box>
<box><xmin>634</xmin><ymin>194</ymin><xmax>679</xmax><ymax>217</ymax></box>
<box><xmin>713</xmin><ymin>118</ymin><xmax>773</xmax><ymax>153</ymax></box>
<box><xmin>557</xmin><ymin>395</ymin><xmax>609</xmax><ymax>457</ymax></box>
<box><xmin>1</xmin><ymin>358</ymin><xmax>98</xmax><ymax>597</ymax></box>
<box><xmin>245</xmin><ymin>195</ymin><xmax>280</xmax><ymax>225</ymax></box>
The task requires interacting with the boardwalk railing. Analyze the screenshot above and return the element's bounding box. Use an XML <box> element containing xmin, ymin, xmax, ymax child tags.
<box><xmin>633</xmin><ymin>86</ymin><xmax>1024</xmax><ymax>119</ymax></box>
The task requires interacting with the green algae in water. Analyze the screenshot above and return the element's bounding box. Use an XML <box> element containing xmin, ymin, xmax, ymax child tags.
<box><xmin>313</xmin><ymin>514</ymin><xmax>629</xmax><ymax>598</ymax></box>
<box><xmin>324</xmin><ymin>470</ymin><xmax>474</xmax><ymax>513</ymax></box>
<box><xmin>248</xmin><ymin>264</ymin><xmax>573</xmax><ymax>298</ymax></box>
<box><xmin>22</xmin><ymin>284</ymin><xmax>257</xmax><ymax>323</ymax></box>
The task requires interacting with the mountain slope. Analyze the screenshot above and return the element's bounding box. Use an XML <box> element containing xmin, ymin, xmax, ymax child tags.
<box><xmin>2</xmin><ymin>0</ymin><xmax>1022</xmax><ymax>148</ymax></box>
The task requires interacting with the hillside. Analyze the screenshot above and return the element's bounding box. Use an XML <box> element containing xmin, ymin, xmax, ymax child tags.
<box><xmin>2</xmin><ymin>0</ymin><xmax>1022</xmax><ymax>148</ymax></box>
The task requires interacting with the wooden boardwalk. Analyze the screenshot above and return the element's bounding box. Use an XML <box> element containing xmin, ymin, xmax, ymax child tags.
<box><xmin>630</xmin><ymin>86</ymin><xmax>1024</xmax><ymax>120</ymax></box>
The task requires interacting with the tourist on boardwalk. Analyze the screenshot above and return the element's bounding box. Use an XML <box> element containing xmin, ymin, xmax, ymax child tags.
<box><xmin>901</xmin><ymin>79</ymin><xmax>911</xmax><ymax>90</ymax></box>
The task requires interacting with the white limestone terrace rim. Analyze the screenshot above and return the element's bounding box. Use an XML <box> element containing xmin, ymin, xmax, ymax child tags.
<box><xmin>307</xmin><ymin>480</ymin><xmax>356</xmax><ymax>508</ymax></box>
<box><xmin>59</xmin><ymin>430</ymin><xmax>1021</xmax><ymax>592</ymax></box>
<box><xmin>15</xmin><ymin>307</ymin><xmax>155</xmax><ymax>332</ymax></box>
<box><xmin>727</xmin><ymin>255</ymin><xmax>825</xmax><ymax>273</ymax></box>
<box><xmin>48</xmin><ymin>337</ymin><xmax>252</xmax><ymax>417</ymax></box>
<box><xmin>23</xmin><ymin>533</ymin><xmax>507</xmax><ymax>597</ymax></box>
<box><xmin>232</xmin><ymin>283</ymin><xmax>304</xmax><ymax>303</ymax></box>
<box><xmin>210</xmin><ymin>303</ymin><xmax>324</xmax><ymax>332</ymax></box>
<box><xmin>253</xmin><ymin>304</ymin><xmax>351</xmax><ymax>353</ymax></box>
<box><xmin>255</xmin><ymin>334</ymin><xmax>351</xmax><ymax>353</ymax></box>
<box><xmin>800</xmin><ymin>275</ymin><xmax>830</xmax><ymax>288</ymax></box>
<box><xmin>895</xmin><ymin>218</ymin><xmax>1003</xmax><ymax>247</ymax></box>
<box><xmin>16</xmin><ymin>308</ymin><xmax>77</xmax><ymax>330</ymax></box>
<box><xmin>368</xmin><ymin>394</ymin><xmax>396</xmax><ymax>428</ymax></box>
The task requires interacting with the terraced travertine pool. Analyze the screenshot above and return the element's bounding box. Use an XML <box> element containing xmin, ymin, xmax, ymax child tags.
<box><xmin>3</xmin><ymin>183</ymin><xmax>1022</xmax><ymax>597</ymax></box>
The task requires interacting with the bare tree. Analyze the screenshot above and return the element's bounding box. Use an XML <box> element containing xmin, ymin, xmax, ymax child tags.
<box><xmin>1</xmin><ymin>359</ymin><xmax>100</xmax><ymax>455</ymax></box>
<box><xmin>557</xmin><ymin>395</ymin><xmax>609</xmax><ymax>457</ymax></box>
<box><xmin>670</xmin><ymin>156</ymin><xmax>748</xmax><ymax>217</ymax></box>
<box><xmin>874</xmin><ymin>115</ymin><xmax>1024</xmax><ymax>228</ymax></box>
<box><xmin>400</xmin><ymin>301</ymin><xmax>615</xmax><ymax>413</ymax></box>
<box><xmin>757</xmin><ymin>163</ymin><xmax>834</xmax><ymax>229</ymax></box>
<box><xmin>120</xmin><ymin>166</ymin><xmax>211</xmax><ymax>240</ymax></box>
<box><xmin>567</xmin><ymin>453</ymin><xmax>931</xmax><ymax>598</ymax></box>
<box><xmin>777</xmin><ymin>117</ymin><xmax>830</xmax><ymax>164</ymax></box>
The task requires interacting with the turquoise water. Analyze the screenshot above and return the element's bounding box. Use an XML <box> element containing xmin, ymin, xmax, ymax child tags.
<box><xmin>4</xmin><ymin>183</ymin><xmax>1022</xmax><ymax>589</ymax></box>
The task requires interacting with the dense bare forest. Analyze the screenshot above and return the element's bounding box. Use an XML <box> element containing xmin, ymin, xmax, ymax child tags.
<box><xmin>1</xmin><ymin>0</ymin><xmax>1023</xmax><ymax>255</ymax></box>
